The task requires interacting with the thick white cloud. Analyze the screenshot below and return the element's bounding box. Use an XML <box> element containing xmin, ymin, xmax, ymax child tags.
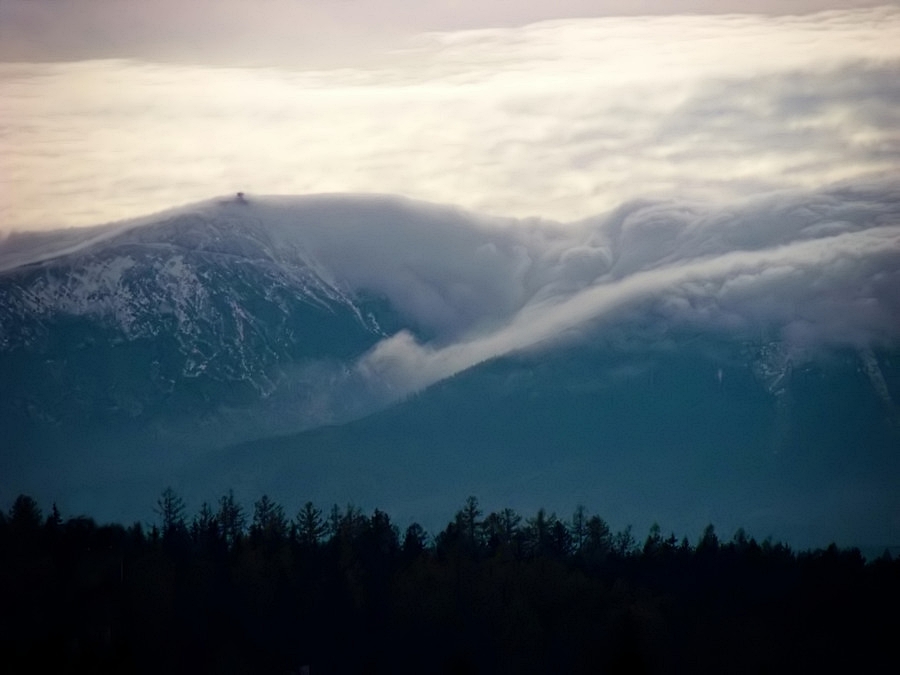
<box><xmin>331</xmin><ymin>181</ymin><xmax>900</xmax><ymax>396</ymax></box>
<box><xmin>2</xmin><ymin>8</ymin><xmax>900</xmax><ymax>231</ymax></box>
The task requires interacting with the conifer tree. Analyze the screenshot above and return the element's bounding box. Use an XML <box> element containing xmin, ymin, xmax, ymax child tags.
<box><xmin>154</xmin><ymin>487</ymin><xmax>186</xmax><ymax>540</ymax></box>
<box><xmin>294</xmin><ymin>501</ymin><xmax>326</xmax><ymax>547</ymax></box>
<box><xmin>217</xmin><ymin>489</ymin><xmax>245</xmax><ymax>548</ymax></box>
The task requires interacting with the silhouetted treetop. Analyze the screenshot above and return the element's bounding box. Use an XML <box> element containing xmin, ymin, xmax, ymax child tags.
<box><xmin>2</xmin><ymin>492</ymin><xmax>897</xmax><ymax>674</ymax></box>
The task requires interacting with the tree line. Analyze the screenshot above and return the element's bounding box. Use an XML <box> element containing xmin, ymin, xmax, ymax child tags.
<box><xmin>1</xmin><ymin>490</ymin><xmax>898</xmax><ymax>673</ymax></box>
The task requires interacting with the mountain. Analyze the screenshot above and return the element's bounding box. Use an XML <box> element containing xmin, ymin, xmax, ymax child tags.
<box><xmin>1</xmin><ymin>188</ymin><xmax>898</xmax><ymax>549</ymax></box>
<box><xmin>0</xmin><ymin>198</ymin><xmax>402</xmax><ymax>435</ymax></box>
<box><xmin>202</xmin><ymin>331</ymin><xmax>900</xmax><ymax>551</ymax></box>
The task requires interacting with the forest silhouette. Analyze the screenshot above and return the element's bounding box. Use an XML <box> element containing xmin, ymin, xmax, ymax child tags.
<box><xmin>1</xmin><ymin>490</ymin><xmax>897</xmax><ymax>673</ymax></box>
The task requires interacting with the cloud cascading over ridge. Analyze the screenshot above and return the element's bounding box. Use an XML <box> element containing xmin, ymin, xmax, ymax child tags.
<box><xmin>326</xmin><ymin>180</ymin><xmax>900</xmax><ymax>397</ymax></box>
<box><xmin>2</xmin><ymin>7</ymin><xmax>900</xmax><ymax>231</ymax></box>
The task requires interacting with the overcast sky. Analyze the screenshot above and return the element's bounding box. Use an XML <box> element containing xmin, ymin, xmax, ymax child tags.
<box><xmin>1</xmin><ymin>2</ymin><xmax>899</xmax><ymax>230</ymax></box>
<box><xmin>4</xmin><ymin>1</ymin><xmax>897</xmax><ymax>65</ymax></box>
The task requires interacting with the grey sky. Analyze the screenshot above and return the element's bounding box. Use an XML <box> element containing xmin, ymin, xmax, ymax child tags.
<box><xmin>2</xmin><ymin>1</ymin><xmax>897</xmax><ymax>65</ymax></box>
<box><xmin>3</xmin><ymin>6</ymin><xmax>900</xmax><ymax>231</ymax></box>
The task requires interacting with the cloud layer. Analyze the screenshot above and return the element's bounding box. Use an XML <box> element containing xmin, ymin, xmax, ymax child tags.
<box><xmin>3</xmin><ymin>2</ymin><xmax>895</xmax><ymax>65</ymax></box>
<box><xmin>312</xmin><ymin>181</ymin><xmax>898</xmax><ymax>396</ymax></box>
<box><xmin>2</xmin><ymin>8</ymin><xmax>900</xmax><ymax>231</ymax></box>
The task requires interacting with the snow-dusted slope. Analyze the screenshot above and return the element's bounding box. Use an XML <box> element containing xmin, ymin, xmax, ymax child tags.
<box><xmin>0</xmin><ymin>197</ymin><xmax>401</xmax><ymax>433</ymax></box>
<box><xmin>1</xmin><ymin>198</ymin><xmax>378</xmax><ymax>348</ymax></box>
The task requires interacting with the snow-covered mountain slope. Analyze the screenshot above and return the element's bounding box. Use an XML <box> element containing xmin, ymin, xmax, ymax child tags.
<box><xmin>0</xmin><ymin>197</ymin><xmax>403</xmax><ymax>435</ymax></box>
<box><xmin>1</xmin><ymin>198</ymin><xmax>383</xmax><ymax>350</ymax></box>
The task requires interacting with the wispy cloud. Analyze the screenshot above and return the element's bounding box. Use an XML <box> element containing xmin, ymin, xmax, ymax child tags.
<box><xmin>4</xmin><ymin>2</ymin><xmax>894</xmax><ymax>64</ymax></box>
<box><xmin>2</xmin><ymin>8</ymin><xmax>900</xmax><ymax>230</ymax></box>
